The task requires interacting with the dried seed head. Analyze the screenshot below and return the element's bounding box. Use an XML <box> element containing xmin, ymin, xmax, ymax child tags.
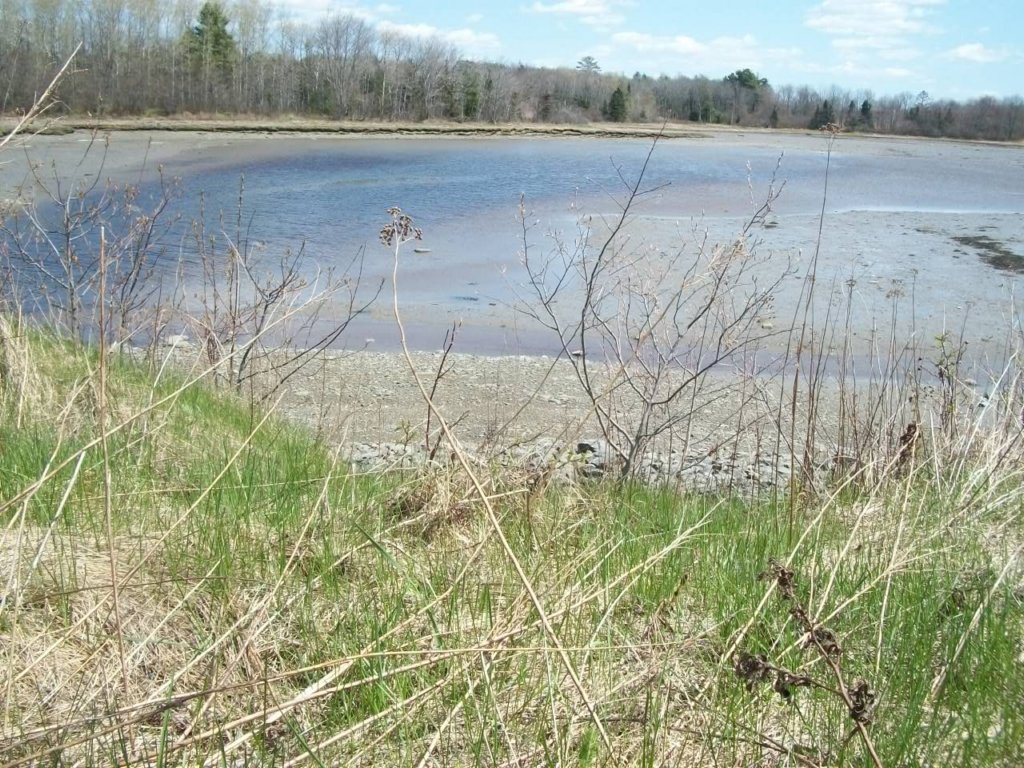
<box><xmin>379</xmin><ymin>207</ymin><xmax>423</xmax><ymax>247</ymax></box>
<box><xmin>807</xmin><ymin>625</ymin><xmax>843</xmax><ymax>658</ymax></box>
<box><xmin>849</xmin><ymin>680</ymin><xmax>876</xmax><ymax>723</ymax></box>
<box><xmin>773</xmin><ymin>670</ymin><xmax>813</xmax><ymax>700</ymax></box>
<box><xmin>760</xmin><ymin>558</ymin><xmax>796</xmax><ymax>598</ymax></box>
<box><xmin>734</xmin><ymin>652</ymin><xmax>772</xmax><ymax>691</ymax></box>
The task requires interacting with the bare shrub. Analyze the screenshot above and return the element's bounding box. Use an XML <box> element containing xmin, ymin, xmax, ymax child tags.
<box><xmin>2</xmin><ymin>151</ymin><xmax>382</xmax><ymax>401</ymax></box>
<box><xmin>177</xmin><ymin>178</ymin><xmax>383</xmax><ymax>399</ymax></box>
<box><xmin>518</xmin><ymin>136</ymin><xmax>792</xmax><ymax>478</ymax></box>
<box><xmin>0</xmin><ymin>133</ymin><xmax>179</xmax><ymax>343</ymax></box>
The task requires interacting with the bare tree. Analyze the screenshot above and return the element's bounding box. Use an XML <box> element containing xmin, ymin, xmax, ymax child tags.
<box><xmin>408</xmin><ymin>39</ymin><xmax>457</xmax><ymax>120</ymax></box>
<box><xmin>310</xmin><ymin>14</ymin><xmax>374</xmax><ymax>117</ymax></box>
<box><xmin>1</xmin><ymin>133</ymin><xmax>180</xmax><ymax>342</ymax></box>
<box><xmin>232</xmin><ymin>0</ymin><xmax>274</xmax><ymax>112</ymax></box>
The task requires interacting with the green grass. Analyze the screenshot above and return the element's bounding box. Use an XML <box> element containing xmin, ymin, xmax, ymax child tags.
<box><xmin>1</xmin><ymin>320</ymin><xmax>1021</xmax><ymax>767</ymax></box>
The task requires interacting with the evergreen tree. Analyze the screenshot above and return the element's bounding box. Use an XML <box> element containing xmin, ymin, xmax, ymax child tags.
<box><xmin>462</xmin><ymin>71</ymin><xmax>481</xmax><ymax>119</ymax></box>
<box><xmin>608</xmin><ymin>86</ymin><xmax>628</xmax><ymax>122</ymax></box>
<box><xmin>860</xmin><ymin>99</ymin><xmax>873</xmax><ymax>129</ymax></box>
<box><xmin>186</xmin><ymin>3</ymin><xmax>236</xmax><ymax>76</ymax></box>
<box><xmin>185</xmin><ymin>3</ymin><xmax>237</xmax><ymax>108</ymax></box>
<box><xmin>809</xmin><ymin>99</ymin><xmax>835</xmax><ymax>129</ymax></box>
<box><xmin>724</xmin><ymin>68</ymin><xmax>768</xmax><ymax>124</ymax></box>
<box><xmin>822</xmin><ymin>99</ymin><xmax>835</xmax><ymax>126</ymax></box>
<box><xmin>539</xmin><ymin>92</ymin><xmax>553</xmax><ymax>121</ymax></box>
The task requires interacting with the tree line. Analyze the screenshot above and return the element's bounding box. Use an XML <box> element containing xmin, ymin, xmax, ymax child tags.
<box><xmin>1</xmin><ymin>0</ymin><xmax>1021</xmax><ymax>142</ymax></box>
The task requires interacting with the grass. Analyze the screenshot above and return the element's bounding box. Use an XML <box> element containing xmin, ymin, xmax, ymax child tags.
<box><xmin>1</xmin><ymin>314</ymin><xmax>1021</xmax><ymax>766</ymax></box>
<box><xmin>9</xmin><ymin>114</ymin><xmax>711</xmax><ymax>140</ymax></box>
<box><xmin>0</xmin><ymin>122</ymin><xmax>75</xmax><ymax>137</ymax></box>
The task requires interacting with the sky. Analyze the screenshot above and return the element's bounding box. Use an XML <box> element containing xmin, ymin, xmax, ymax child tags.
<box><xmin>271</xmin><ymin>0</ymin><xmax>1022</xmax><ymax>101</ymax></box>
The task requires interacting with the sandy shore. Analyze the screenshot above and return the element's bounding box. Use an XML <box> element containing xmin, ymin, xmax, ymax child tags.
<box><xmin>228</xmin><ymin>339</ymin><xmax>1001</xmax><ymax>492</ymax></box>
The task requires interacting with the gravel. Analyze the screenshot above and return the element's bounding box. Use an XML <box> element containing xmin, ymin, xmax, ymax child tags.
<box><xmin>262</xmin><ymin>348</ymin><xmax>845</xmax><ymax>492</ymax></box>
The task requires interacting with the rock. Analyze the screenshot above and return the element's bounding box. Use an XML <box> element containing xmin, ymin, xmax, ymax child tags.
<box><xmin>345</xmin><ymin>441</ymin><xmax>429</xmax><ymax>471</ymax></box>
<box><xmin>163</xmin><ymin>333</ymin><xmax>192</xmax><ymax>348</ymax></box>
<box><xmin>575</xmin><ymin>439</ymin><xmax>617</xmax><ymax>477</ymax></box>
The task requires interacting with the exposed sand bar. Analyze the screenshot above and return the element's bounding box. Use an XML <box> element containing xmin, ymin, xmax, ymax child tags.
<box><xmin>8</xmin><ymin>115</ymin><xmax>717</xmax><ymax>139</ymax></box>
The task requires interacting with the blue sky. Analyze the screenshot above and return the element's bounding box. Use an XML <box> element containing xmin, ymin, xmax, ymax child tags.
<box><xmin>274</xmin><ymin>1</ymin><xmax>1022</xmax><ymax>100</ymax></box>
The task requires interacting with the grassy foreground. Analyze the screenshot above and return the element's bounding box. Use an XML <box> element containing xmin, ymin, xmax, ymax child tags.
<box><xmin>1</xmin><ymin>317</ymin><xmax>1022</xmax><ymax>767</ymax></box>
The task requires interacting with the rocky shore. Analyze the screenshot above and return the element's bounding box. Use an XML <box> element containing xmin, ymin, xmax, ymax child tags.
<box><xmin>344</xmin><ymin>435</ymin><xmax>798</xmax><ymax>493</ymax></box>
<box><xmin>254</xmin><ymin>347</ymin><xmax>843</xmax><ymax>492</ymax></box>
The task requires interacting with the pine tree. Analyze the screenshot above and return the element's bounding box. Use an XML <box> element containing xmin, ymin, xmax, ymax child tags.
<box><xmin>186</xmin><ymin>3</ymin><xmax>236</xmax><ymax>77</ymax></box>
<box><xmin>860</xmin><ymin>100</ymin><xmax>873</xmax><ymax>129</ymax></box>
<box><xmin>608</xmin><ymin>86</ymin><xmax>628</xmax><ymax>122</ymax></box>
<box><xmin>184</xmin><ymin>3</ymin><xmax>237</xmax><ymax>109</ymax></box>
<box><xmin>809</xmin><ymin>100</ymin><xmax>835</xmax><ymax>129</ymax></box>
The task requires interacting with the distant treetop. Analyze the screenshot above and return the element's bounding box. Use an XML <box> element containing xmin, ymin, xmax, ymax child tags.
<box><xmin>725</xmin><ymin>68</ymin><xmax>768</xmax><ymax>90</ymax></box>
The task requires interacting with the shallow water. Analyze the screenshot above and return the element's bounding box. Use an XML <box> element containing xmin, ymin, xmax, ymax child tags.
<box><xmin>4</xmin><ymin>130</ymin><xmax>1023</xmax><ymax>367</ymax></box>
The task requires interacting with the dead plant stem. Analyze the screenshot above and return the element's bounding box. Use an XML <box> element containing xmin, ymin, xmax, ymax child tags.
<box><xmin>386</xmin><ymin>215</ymin><xmax>618</xmax><ymax>761</ymax></box>
<box><xmin>99</xmin><ymin>226</ymin><xmax>131</xmax><ymax>706</ymax></box>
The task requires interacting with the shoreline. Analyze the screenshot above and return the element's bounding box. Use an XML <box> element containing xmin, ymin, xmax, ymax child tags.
<box><xmin>211</xmin><ymin>342</ymin><xmax>985</xmax><ymax>488</ymax></box>
<box><xmin>242</xmin><ymin>345</ymin><xmax>855</xmax><ymax>454</ymax></box>
<box><xmin>5</xmin><ymin>113</ymin><xmax>1022</xmax><ymax>149</ymax></box>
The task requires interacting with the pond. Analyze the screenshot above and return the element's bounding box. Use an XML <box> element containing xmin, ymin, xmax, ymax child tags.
<box><xmin>3</xmin><ymin>130</ymin><xmax>1023</xmax><ymax>360</ymax></box>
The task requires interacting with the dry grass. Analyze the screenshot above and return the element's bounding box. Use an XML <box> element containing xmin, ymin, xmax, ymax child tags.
<box><xmin>0</xmin><ymin>316</ymin><xmax>1022</xmax><ymax>766</ymax></box>
<box><xmin>1</xmin><ymin>106</ymin><xmax>1022</xmax><ymax>765</ymax></box>
<box><xmin>10</xmin><ymin>114</ymin><xmax>711</xmax><ymax>140</ymax></box>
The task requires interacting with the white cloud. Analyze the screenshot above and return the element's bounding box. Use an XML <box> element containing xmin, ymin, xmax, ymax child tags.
<box><xmin>528</xmin><ymin>0</ymin><xmax>627</xmax><ymax>28</ymax></box>
<box><xmin>804</xmin><ymin>0</ymin><xmax>944</xmax><ymax>85</ymax></box>
<box><xmin>271</xmin><ymin>2</ymin><xmax>502</xmax><ymax>57</ymax></box>
<box><xmin>832</xmin><ymin>36</ymin><xmax>922</xmax><ymax>61</ymax></box>
<box><xmin>609</xmin><ymin>31</ymin><xmax>801</xmax><ymax>76</ymax></box>
<box><xmin>611</xmin><ymin>32</ymin><xmax>706</xmax><ymax>57</ymax></box>
<box><xmin>272</xmin><ymin>1</ymin><xmax>377</xmax><ymax>23</ymax></box>
<box><xmin>445</xmin><ymin>28</ymin><xmax>502</xmax><ymax>54</ymax></box>
<box><xmin>806</xmin><ymin>0</ymin><xmax>945</xmax><ymax>38</ymax></box>
<box><xmin>948</xmin><ymin>43</ymin><xmax>1007</xmax><ymax>63</ymax></box>
<box><xmin>377</xmin><ymin>21</ymin><xmax>502</xmax><ymax>56</ymax></box>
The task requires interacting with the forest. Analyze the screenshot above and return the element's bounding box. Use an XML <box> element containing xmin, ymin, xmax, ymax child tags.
<box><xmin>1</xmin><ymin>0</ymin><xmax>1022</xmax><ymax>142</ymax></box>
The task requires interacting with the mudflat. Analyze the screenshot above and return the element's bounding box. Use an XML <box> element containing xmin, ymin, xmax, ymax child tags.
<box><xmin>3</xmin><ymin>121</ymin><xmax>1021</xmax><ymax>458</ymax></box>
